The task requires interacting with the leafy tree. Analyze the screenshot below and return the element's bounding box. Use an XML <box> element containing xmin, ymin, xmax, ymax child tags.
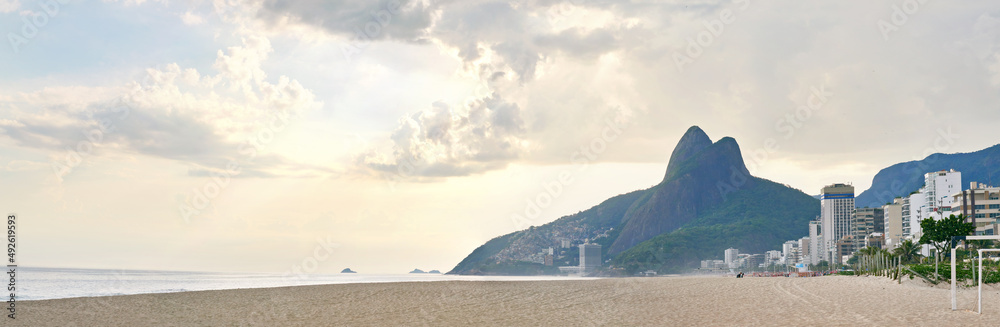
<box><xmin>919</xmin><ymin>214</ymin><xmax>975</xmax><ymax>276</ymax></box>
<box><xmin>893</xmin><ymin>239</ymin><xmax>922</xmax><ymax>264</ymax></box>
<box><xmin>919</xmin><ymin>214</ymin><xmax>975</xmax><ymax>256</ymax></box>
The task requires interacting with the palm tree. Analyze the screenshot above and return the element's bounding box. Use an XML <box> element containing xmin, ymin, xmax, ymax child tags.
<box><xmin>857</xmin><ymin>246</ymin><xmax>881</xmax><ymax>256</ymax></box>
<box><xmin>893</xmin><ymin>239</ymin><xmax>921</xmax><ymax>265</ymax></box>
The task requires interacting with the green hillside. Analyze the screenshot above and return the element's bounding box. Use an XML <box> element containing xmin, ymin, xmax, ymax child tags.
<box><xmin>855</xmin><ymin>144</ymin><xmax>1000</xmax><ymax>208</ymax></box>
<box><xmin>449</xmin><ymin>126</ymin><xmax>823</xmax><ymax>275</ymax></box>
<box><xmin>614</xmin><ymin>177</ymin><xmax>819</xmax><ymax>274</ymax></box>
<box><xmin>448</xmin><ymin>189</ymin><xmax>646</xmax><ymax>274</ymax></box>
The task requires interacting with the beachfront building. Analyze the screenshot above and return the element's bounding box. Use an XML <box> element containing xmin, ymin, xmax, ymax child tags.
<box><xmin>782</xmin><ymin>240</ymin><xmax>800</xmax><ymax>265</ymax></box>
<box><xmin>579</xmin><ymin>243</ymin><xmax>602</xmax><ymax>273</ymax></box>
<box><xmin>883</xmin><ymin>198</ymin><xmax>904</xmax><ymax>250</ymax></box>
<box><xmin>924</xmin><ymin>169</ymin><xmax>962</xmax><ymax>218</ymax></box>
<box><xmin>799</xmin><ymin>236</ymin><xmax>811</xmax><ymax>266</ymax></box>
<box><xmin>835</xmin><ymin>235</ymin><xmax>854</xmax><ymax>264</ymax></box>
<box><xmin>906</xmin><ymin>170</ymin><xmax>961</xmax><ymax>238</ymax></box>
<box><xmin>864</xmin><ymin>233</ymin><xmax>884</xmax><ymax>249</ymax></box>
<box><xmin>821</xmin><ymin>183</ymin><xmax>855</xmax><ymax>264</ymax></box>
<box><xmin>892</xmin><ymin>170</ymin><xmax>962</xmax><ymax>257</ymax></box>
<box><xmin>948</xmin><ymin>182</ymin><xmax>1000</xmax><ymax>235</ymax></box>
<box><xmin>852</xmin><ymin>208</ymin><xmax>884</xmax><ymax>250</ymax></box>
<box><xmin>700</xmin><ymin>259</ymin><xmax>727</xmax><ymax>270</ymax></box>
<box><xmin>745</xmin><ymin>254</ymin><xmax>765</xmax><ymax>269</ymax></box>
<box><xmin>904</xmin><ymin>191</ymin><xmax>927</xmax><ymax>238</ymax></box>
<box><xmin>808</xmin><ymin>220</ymin><xmax>822</xmax><ymax>265</ymax></box>
<box><xmin>725</xmin><ymin>248</ymin><xmax>739</xmax><ymax>268</ymax></box>
<box><xmin>766</xmin><ymin>250</ymin><xmax>782</xmax><ymax>264</ymax></box>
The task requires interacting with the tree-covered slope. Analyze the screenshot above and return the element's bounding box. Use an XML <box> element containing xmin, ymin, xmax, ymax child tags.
<box><xmin>449</xmin><ymin>125</ymin><xmax>820</xmax><ymax>275</ymax></box>
<box><xmin>608</xmin><ymin>134</ymin><xmax>754</xmax><ymax>255</ymax></box>
<box><xmin>447</xmin><ymin>189</ymin><xmax>646</xmax><ymax>274</ymax></box>
<box><xmin>855</xmin><ymin>144</ymin><xmax>1000</xmax><ymax>208</ymax></box>
<box><xmin>613</xmin><ymin>177</ymin><xmax>819</xmax><ymax>273</ymax></box>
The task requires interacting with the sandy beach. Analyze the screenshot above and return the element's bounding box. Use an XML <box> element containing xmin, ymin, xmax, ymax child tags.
<box><xmin>12</xmin><ymin>275</ymin><xmax>1000</xmax><ymax>326</ymax></box>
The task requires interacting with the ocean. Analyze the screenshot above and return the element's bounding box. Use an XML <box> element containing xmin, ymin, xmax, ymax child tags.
<box><xmin>16</xmin><ymin>267</ymin><xmax>595</xmax><ymax>300</ymax></box>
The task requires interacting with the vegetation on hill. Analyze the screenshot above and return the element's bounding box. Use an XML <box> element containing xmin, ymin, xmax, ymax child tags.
<box><xmin>447</xmin><ymin>190</ymin><xmax>645</xmax><ymax>274</ymax></box>
<box><xmin>449</xmin><ymin>126</ymin><xmax>823</xmax><ymax>275</ymax></box>
<box><xmin>613</xmin><ymin>177</ymin><xmax>819</xmax><ymax>274</ymax></box>
<box><xmin>855</xmin><ymin>144</ymin><xmax>1000</xmax><ymax>208</ymax></box>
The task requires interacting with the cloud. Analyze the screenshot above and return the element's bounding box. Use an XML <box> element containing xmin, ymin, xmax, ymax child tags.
<box><xmin>73</xmin><ymin>0</ymin><xmax>1000</xmax><ymax>190</ymax></box>
<box><xmin>255</xmin><ymin>0</ymin><xmax>437</xmax><ymax>42</ymax></box>
<box><xmin>357</xmin><ymin>92</ymin><xmax>529</xmax><ymax>179</ymax></box>
<box><xmin>0</xmin><ymin>35</ymin><xmax>324</xmax><ymax>178</ymax></box>
<box><xmin>181</xmin><ymin>11</ymin><xmax>205</xmax><ymax>25</ymax></box>
<box><xmin>3</xmin><ymin>159</ymin><xmax>47</xmax><ymax>172</ymax></box>
<box><xmin>0</xmin><ymin>0</ymin><xmax>18</xmax><ymax>13</ymax></box>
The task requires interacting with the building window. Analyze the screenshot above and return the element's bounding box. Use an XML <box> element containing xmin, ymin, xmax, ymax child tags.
<box><xmin>975</xmin><ymin>205</ymin><xmax>986</xmax><ymax>210</ymax></box>
<box><xmin>990</xmin><ymin>204</ymin><xmax>1000</xmax><ymax>209</ymax></box>
<box><xmin>990</xmin><ymin>213</ymin><xmax>999</xmax><ymax>218</ymax></box>
<box><xmin>975</xmin><ymin>214</ymin><xmax>986</xmax><ymax>219</ymax></box>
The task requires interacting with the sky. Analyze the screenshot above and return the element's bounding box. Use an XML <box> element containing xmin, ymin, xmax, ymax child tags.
<box><xmin>1</xmin><ymin>0</ymin><xmax>1000</xmax><ymax>274</ymax></box>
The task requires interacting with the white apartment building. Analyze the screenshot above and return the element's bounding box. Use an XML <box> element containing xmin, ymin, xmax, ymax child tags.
<box><xmin>724</xmin><ymin>248</ymin><xmax>739</xmax><ymax>268</ymax></box>
<box><xmin>782</xmin><ymin>240</ymin><xmax>799</xmax><ymax>265</ymax></box>
<box><xmin>906</xmin><ymin>191</ymin><xmax>927</xmax><ymax>238</ymax></box>
<box><xmin>903</xmin><ymin>170</ymin><xmax>961</xmax><ymax>240</ymax></box>
<box><xmin>924</xmin><ymin>169</ymin><xmax>962</xmax><ymax>219</ymax></box>
<box><xmin>808</xmin><ymin>220</ymin><xmax>821</xmax><ymax>265</ymax></box>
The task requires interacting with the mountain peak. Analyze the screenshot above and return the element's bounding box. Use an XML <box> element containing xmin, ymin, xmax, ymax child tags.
<box><xmin>613</xmin><ymin>129</ymin><xmax>757</xmax><ymax>255</ymax></box>
<box><xmin>665</xmin><ymin>126</ymin><xmax>713</xmax><ymax>175</ymax></box>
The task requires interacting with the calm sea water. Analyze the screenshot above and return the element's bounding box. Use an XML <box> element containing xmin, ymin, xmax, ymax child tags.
<box><xmin>16</xmin><ymin>267</ymin><xmax>595</xmax><ymax>300</ymax></box>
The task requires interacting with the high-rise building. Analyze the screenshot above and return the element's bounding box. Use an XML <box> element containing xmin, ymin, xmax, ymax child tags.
<box><xmin>907</xmin><ymin>188</ymin><xmax>928</xmax><ymax>238</ymax></box>
<box><xmin>799</xmin><ymin>236</ymin><xmax>811</xmax><ymax>265</ymax></box>
<box><xmin>924</xmin><ymin>169</ymin><xmax>961</xmax><ymax>218</ymax></box>
<box><xmin>883</xmin><ymin>197</ymin><xmax>904</xmax><ymax>250</ymax></box>
<box><xmin>782</xmin><ymin>240</ymin><xmax>800</xmax><ymax>265</ymax></box>
<box><xmin>904</xmin><ymin>170</ymin><xmax>960</xmax><ymax>238</ymax></box>
<box><xmin>766</xmin><ymin>250</ymin><xmax>782</xmax><ymax>264</ymax></box>
<box><xmin>724</xmin><ymin>248</ymin><xmax>739</xmax><ymax>268</ymax></box>
<box><xmin>836</xmin><ymin>235</ymin><xmax>854</xmax><ymax>264</ymax></box>
<box><xmin>821</xmin><ymin>183</ymin><xmax>855</xmax><ymax>264</ymax></box>
<box><xmin>852</xmin><ymin>208</ymin><xmax>884</xmax><ymax>251</ymax></box>
<box><xmin>949</xmin><ymin>182</ymin><xmax>1000</xmax><ymax>235</ymax></box>
<box><xmin>864</xmin><ymin>233</ymin><xmax>885</xmax><ymax>249</ymax></box>
<box><xmin>579</xmin><ymin>243</ymin><xmax>602</xmax><ymax>272</ymax></box>
<box><xmin>808</xmin><ymin>220</ymin><xmax>822</xmax><ymax>265</ymax></box>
